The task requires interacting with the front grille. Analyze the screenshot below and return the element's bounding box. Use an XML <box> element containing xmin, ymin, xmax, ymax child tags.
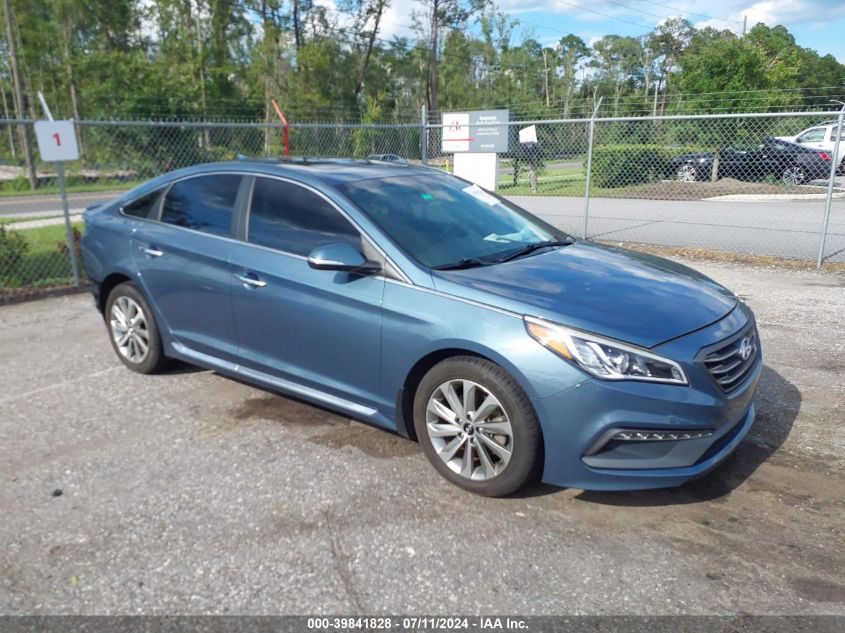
<box><xmin>702</xmin><ymin>327</ymin><xmax>758</xmax><ymax>392</ymax></box>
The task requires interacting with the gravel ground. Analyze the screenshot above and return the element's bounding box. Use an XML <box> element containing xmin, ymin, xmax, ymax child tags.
<box><xmin>0</xmin><ymin>259</ymin><xmax>843</xmax><ymax>615</ymax></box>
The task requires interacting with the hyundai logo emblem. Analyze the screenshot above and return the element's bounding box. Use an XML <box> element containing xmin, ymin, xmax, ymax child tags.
<box><xmin>739</xmin><ymin>337</ymin><xmax>752</xmax><ymax>360</ymax></box>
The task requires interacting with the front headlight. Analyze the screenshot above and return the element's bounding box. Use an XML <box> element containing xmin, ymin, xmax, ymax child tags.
<box><xmin>524</xmin><ymin>316</ymin><xmax>688</xmax><ymax>385</ymax></box>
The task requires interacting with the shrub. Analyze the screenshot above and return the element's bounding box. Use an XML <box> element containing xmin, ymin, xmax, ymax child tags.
<box><xmin>0</xmin><ymin>225</ymin><xmax>29</xmax><ymax>285</ymax></box>
<box><xmin>0</xmin><ymin>176</ymin><xmax>33</xmax><ymax>193</ymax></box>
<box><xmin>591</xmin><ymin>144</ymin><xmax>699</xmax><ymax>188</ymax></box>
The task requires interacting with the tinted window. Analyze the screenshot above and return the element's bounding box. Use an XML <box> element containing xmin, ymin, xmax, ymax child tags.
<box><xmin>337</xmin><ymin>174</ymin><xmax>564</xmax><ymax>268</ymax></box>
<box><xmin>248</xmin><ymin>178</ymin><xmax>360</xmax><ymax>255</ymax></box>
<box><xmin>121</xmin><ymin>190</ymin><xmax>160</xmax><ymax>219</ymax></box>
<box><xmin>161</xmin><ymin>175</ymin><xmax>241</xmax><ymax>236</ymax></box>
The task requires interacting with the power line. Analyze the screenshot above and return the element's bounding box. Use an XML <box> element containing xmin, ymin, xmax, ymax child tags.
<box><xmin>635</xmin><ymin>0</ymin><xmax>743</xmax><ymax>26</ymax></box>
<box><xmin>600</xmin><ymin>0</ymin><xmax>679</xmax><ymax>23</ymax></box>
<box><xmin>553</xmin><ymin>0</ymin><xmax>654</xmax><ymax>30</ymax></box>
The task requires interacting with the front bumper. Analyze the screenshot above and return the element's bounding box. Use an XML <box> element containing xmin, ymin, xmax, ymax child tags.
<box><xmin>534</xmin><ymin>305</ymin><xmax>761</xmax><ymax>491</ymax></box>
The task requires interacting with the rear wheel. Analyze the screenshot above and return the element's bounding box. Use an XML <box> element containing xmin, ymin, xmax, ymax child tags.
<box><xmin>104</xmin><ymin>282</ymin><xmax>167</xmax><ymax>374</ymax></box>
<box><xmin>413</xmin><ymin>356</ymin><xmax>542</xmax><ymax>497</ymax></box>
<box><xmin>781</xmin><ymin>165</ymin><xmax>807</xmax><ymax>186</ymax></box>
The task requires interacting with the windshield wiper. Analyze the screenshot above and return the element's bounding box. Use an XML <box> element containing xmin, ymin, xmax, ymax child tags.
<box><xmin>431</xmin><ymin>257</ymin><xmax>492</xmax><ymax>271</ymax></box>
<box><xmin>495</xmin><ymin>239</ymin><xmax>573</xmax><ymax>263</ymax></box>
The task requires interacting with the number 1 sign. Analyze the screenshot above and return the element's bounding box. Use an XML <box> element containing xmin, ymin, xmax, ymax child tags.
<box><xmin>34</xmin><ymin>120</ymin><xmax>80</xmax><ymax>162</ymax></box>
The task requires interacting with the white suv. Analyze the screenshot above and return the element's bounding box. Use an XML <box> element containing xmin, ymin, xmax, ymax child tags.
<box><xmin>777</xmin><ymin>121</ymin><xmax>844</xmax><ymax>172</ymax></box>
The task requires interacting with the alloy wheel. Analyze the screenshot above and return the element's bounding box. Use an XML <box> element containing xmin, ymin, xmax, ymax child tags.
<box><xmin>110</xmin><ymin>295</ymin><xmax>150</xmax><ymax>364</ymax></box>
<box><xmin>781</xmin><ymin>166</ymin><xmax>805</xmax><ymax>186</ymax></box>
<box><xmin>425</xmin><ymin>379</ymin><xmax>513</xmax><ymax>480</ymax></box>
<box><xmin>676</xmin><ymin>164</ymin><xmax>697</xmax><ymax>182</ymax></box>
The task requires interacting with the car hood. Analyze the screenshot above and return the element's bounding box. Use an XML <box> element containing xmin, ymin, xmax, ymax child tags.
<box><xmin>430</xmin><ymin>242</ymin><xmax>738</xmax><ymax>348</ymax></box>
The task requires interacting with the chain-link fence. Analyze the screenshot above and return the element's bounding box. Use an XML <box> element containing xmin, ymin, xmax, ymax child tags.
<box><xmin>1</xmin><ymin>111</ymin><xmax>842</xmax><ymax>303</ymax></box>
<box><xmin>424</xmin><ymin>110</ymin><xmax>844</xmax><ymax>267</ymax></box>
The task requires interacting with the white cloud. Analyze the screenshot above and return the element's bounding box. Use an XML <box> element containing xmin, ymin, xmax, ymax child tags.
<box><xmin>496</xmin><ymin>0</ymin><xmax>845</xmax><ymax>33</ymax></box>
<box><xmin>312</xmin><ymin>0</ymin><xmax>421</xmax><ymax>42</ymax></box>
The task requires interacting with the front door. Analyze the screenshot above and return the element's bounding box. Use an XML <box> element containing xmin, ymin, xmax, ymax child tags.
<box><xmin>229</xmin><ymin>176</ymin><xmax>386</xmax><ymax>409</ymax></box>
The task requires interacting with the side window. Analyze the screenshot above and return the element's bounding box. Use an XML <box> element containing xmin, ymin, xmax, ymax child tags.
<box><xmin>797</xmin><ymin>129</ymin><xmax>825</xmax><ymax>143</ymax></box>
<box><xmin>121</xmin><ymin>190</ymin><xmax>160</xmax><ymax>219</ymax></box>
<box><xmin>161</xmin><ymin>174</ymin><xmax>241</xmax><ymax>237</ymax></box>
<box><xmin>248</xmin><ymin>178</ymin><xmax>360</xmax><ymax>256</ymax></box>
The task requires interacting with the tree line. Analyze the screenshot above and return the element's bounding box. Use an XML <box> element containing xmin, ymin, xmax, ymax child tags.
<box><xmin>1</xmin><ymin>0</ymin><xmax>844</xmax><ymax>186</ymax></box>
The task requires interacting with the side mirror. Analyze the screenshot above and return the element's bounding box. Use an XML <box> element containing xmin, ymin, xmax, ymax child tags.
<box><xmin>307</xmin><ymin>242</ymin><xmax>381</xmax><ymax>274</ymax></box>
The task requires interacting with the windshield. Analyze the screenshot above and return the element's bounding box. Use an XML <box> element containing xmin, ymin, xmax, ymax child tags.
<box><xmin>336</xmin><ymin>173</ymin><xmax>570</xmax><ymax>269</ymax></box>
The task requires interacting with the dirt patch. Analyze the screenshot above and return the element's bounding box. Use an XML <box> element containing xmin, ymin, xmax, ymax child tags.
<box><xmin>604</xmin><ymin>242</ymin><xmax>845</xmax><ymax>272</ymax></box>
<box><xmin>230</xmin><ymin>395</ymin><xmax>345</xmax><ymax>427</ymax></box>
<box><xmin>601</xmin><ymin>178</ymin><xmax>835</xmax><ymax>201</ymax></box>
<box><xmin>789</xmin><ymin>577</ymin><xmax>845</xmax><ymax>603</ymax></box>
<box><xmin>0</xmin><ymin>284</ymin><xmax>91</xmax><ymax>306</ymax></box>
<box><xmin>308</xmin><ymin>423</ymin><xmax>419</xmax><ymax>459</ymax></box>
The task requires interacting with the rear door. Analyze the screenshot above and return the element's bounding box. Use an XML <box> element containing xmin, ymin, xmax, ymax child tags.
<box><xmin>229</xmin><ymin>176</ymin><xmax>386</xmax><ymax>409</ymax></box>
<box><xmin>131</xmin><ymin>173</ymin><xmax>244</xmax><ymax>361</ymax></box>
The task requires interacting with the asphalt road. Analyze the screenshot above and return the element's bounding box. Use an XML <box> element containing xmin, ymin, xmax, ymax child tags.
<box><xmin>0</xmin><ymin>191</ymin><xmax>123</xmax><ymax>218</ymax></box>
<box><xmin>513</xmin><ymin>196</ymin><xmax>845</xmax><ymax>263</ymax></box>
<box><xmin>1</xmin><ymin>260</ymin><xmax>843</xmax><ymax>614</ymax></box>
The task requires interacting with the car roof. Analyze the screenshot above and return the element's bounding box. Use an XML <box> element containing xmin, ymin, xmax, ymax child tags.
<box><xmin>209</xmin><ymin>157</ymin><xmax>438</xmax><ymax>186</ymax></box>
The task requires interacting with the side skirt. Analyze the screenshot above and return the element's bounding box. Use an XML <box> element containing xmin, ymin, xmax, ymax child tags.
<box><xmin>169</xmin><ymin>341</ymin><xmax>397</xmax><ymax>431</ymax></box>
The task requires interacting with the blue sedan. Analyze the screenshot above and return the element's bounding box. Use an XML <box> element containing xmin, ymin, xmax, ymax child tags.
<box><xmin>81</xmin><ymin>159</ymin><xmax>761</xmax><ymax>496</ymax></box>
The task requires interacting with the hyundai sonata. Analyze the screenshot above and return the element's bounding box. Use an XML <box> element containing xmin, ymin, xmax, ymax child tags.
<box><xmin>81</xmin><ymin>159</ymin><xmax>761</xmax><ymax>496</ymax></box>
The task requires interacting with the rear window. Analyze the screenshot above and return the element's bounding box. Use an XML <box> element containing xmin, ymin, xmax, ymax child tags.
<box><xmin>121</xmin><ymin>191</ymin><xmax>160</xmax><ymax>219</ymax></box>
<box><xmin>161</xmin><ymin>175</ymin><xmax>241</xmax><ymax>237</ymax></box>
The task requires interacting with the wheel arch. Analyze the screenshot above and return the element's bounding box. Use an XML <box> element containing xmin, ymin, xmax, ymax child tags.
<box><xmin>394</xmin><ymin>344</ymin><xmax>538</xmax><ymax>442</ymax></box>
<box><xmin>97</xmin><ymin>272</ymin><xmax>134</xmax><ymax>314</ymax></box>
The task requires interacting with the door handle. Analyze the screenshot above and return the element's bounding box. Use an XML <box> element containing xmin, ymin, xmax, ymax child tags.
<box><xmin>139</xmin><ymin>246</ymin><xmax>164</xmax><ymax>257</ymax></box>
<box><xmin>234</xmin><ymin>273</ymin><xmax>267</xmax><ymax>288</ymax></box>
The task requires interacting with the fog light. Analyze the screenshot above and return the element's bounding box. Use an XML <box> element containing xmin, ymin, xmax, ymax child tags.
<box><xmin>613</xmin><ymin>430</ymin><xmax>713</xmax><ymax>441</ymax></box>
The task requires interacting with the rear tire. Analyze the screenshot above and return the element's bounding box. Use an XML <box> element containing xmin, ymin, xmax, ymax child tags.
<box><xmin>675</xmin><ymin>163</ymin><xmax>698</xmax><ymax>182</ymax></box>
<box><xmin>781</xmin><ymin>165</ymin><xmax>807</xmax><ymax>186</ymax></box>
<box><xmin>104</xmin><ymin>282</ymin><xmax>168</xmax><ymax>374</ymax></box>
<box><xmin>413</xmin><ymin>356</ymin><xmax>542</xmax><ymax>497</ymax></box>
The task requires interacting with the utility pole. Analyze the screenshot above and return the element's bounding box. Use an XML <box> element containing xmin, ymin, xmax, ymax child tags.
<box><xmin>542</xmin><ymin>49</ymin><xmax>550</xmax><ymax>108</ymax></box>
<box><xmin>742</xmin><ymin>15</ymin><xmax>747</xmax><ymax>37</ymax></box>
<box><xmin>429</xmin><ymin>0</ymin><xmax>440</xmax><ymax>115</ymax></box>
<box><xmin>2</xmin><ymin>0</ymin><xmax>36</xmax><ymax>189</ymax></box>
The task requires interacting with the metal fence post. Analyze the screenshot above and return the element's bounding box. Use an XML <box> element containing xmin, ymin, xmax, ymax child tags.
<box><xmin>817</xmin><ymin>103</ymin><xmax>845</xmax><ymax>268</ymax></box>
<box><xmin>37</xmin><ymin>92</ymin><xmax>81</xmax><ymax>288</ymax></box>
<box><xmin>582</xmin><ymin>97</ymin><xmax>602</xmax><ymax>239</ymax></box>
<box><xmin>420</xmin><ymin>105</ymin><xmax>428</xmax><ymax>165</ymax></box>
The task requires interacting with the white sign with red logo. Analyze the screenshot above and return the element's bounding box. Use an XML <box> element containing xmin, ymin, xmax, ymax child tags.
<box><xmin>442</xmin><ymin>113</ymin><xmax>471</xmax><ymax>153</ymax></box>
<box><xmin>34</xmin><ymin>120</ymin><xmax>79</xmax><ymax>162</ymax></box>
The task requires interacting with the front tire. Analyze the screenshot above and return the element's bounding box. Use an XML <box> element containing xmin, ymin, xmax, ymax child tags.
<box><xmin>104</xmin><ymin>282</ymin><xmax>167</xmax><ymax>374</ymax></box>
<box><xmin>413</xmin><ymin>356</ymin><xmax>542</xmax><ymax>497</ymax></box>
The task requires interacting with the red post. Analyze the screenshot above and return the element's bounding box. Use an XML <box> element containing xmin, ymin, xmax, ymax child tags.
<box><xmin>271</xmin><ymin>99</ymin><xmax>290</xmax><ymax>158</ymax></box>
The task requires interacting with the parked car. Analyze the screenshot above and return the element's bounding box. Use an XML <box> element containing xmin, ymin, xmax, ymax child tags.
<box><xmin>81</xmin><ymin>159</ymin><xmax>761</xmax><ymax>496</ymax></box>
<box><xmin>775</xmin><ymin>121</ymin><xmax>844</xmax><ymax>173</ymax></box>
<box><xmin>666</xmin><ymin>137</ymin><xmax>833</xmax><ymax>185</ymax></box>
<box><xmin>367</xmin><ymin>153</ymin><xmax>406</xmax><ymax>163</ymax></box>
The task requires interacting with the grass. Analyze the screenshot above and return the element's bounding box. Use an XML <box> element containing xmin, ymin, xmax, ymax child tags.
<box><xmin>497</xmin><ymin>166</ymin><xmax>587</xmax><ymax>196</ymax></box>
<box><xmin>1</xmin><ymin>222</ymin><xmax>84</xmax><ymax>291</ymax></box>
<box><xmin>0</xmin><ymin>215</ymin><xmax>63</xmax><ymax>226</ymax></box>
<box><xmin>0</xmin><ymin>180</ymin><xmax>138</xmax><ymax>198</ymax></box>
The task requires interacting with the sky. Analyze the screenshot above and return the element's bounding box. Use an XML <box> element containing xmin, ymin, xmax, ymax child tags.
<box><xmin>368</xmin><ymin>0</ymin><xmax>845</xmax><ymax>63</ymax></box>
